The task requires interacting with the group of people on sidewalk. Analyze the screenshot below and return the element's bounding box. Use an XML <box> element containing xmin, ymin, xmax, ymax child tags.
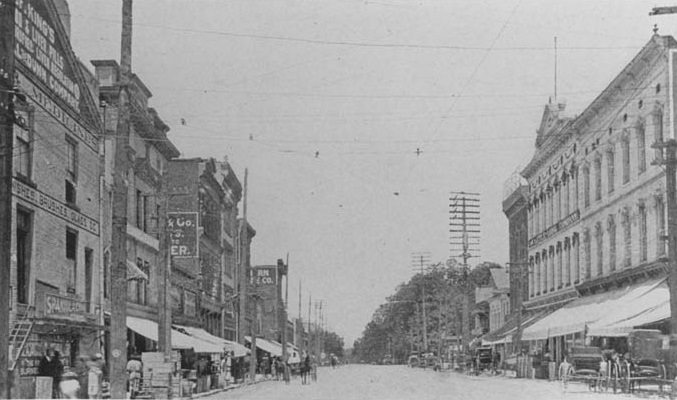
<box><xmin>38</xmin><ymin>348</ymin><xmax>107</xmax><ymax>399</ymax></box>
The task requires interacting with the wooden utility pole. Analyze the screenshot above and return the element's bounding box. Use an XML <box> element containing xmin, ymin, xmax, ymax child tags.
<box><xmin>280</xmin><ymin>255</ymin><xmax>289</xmax><ymax>362</ymax></box>
<box><xmin>238</xmin><ymin>169</ymin><xmax>248</xmax><ymax>344</ymax></box>
<box><xmin>109</xmin><ymin>1</ymin><xmax>133</xmax><ymax>398</ymax></box>
<box><xmin>157</xmin><ymin>180</ymin><xmax>171</xmax><ymax>359</ymax></box>
<box><xmin>249</xmin><ymin>293</ymin><xmax>258</xmax><ymax>382</ymax></box>
<box><xmin>0</xmin><ymin>0</ymin><xmax>15</xmax><ymax>397</ymax></box>
<box><xmin>450</xmin><ymin>191</ymin><xmax>480</xmax><ymax>352</ymax></box>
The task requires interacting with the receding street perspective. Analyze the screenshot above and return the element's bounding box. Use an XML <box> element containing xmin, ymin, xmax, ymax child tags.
<box><xmin>11</xmin><ymin>0</ymin><xmax>677</xmax><ymax>399</ymax></box>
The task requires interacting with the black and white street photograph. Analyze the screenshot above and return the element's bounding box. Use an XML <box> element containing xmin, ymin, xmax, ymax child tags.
<box><xmin>5</xmin><ymin>0</ymin><xmax>677</xmax><ymax>399</ymax></box>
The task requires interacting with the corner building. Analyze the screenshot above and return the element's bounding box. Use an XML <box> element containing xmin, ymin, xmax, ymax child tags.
<box><xmin>5</xmin><ymin>1</ymin><xmax>104</xmax><ymax>397</ymax></box>
<box><xmin>520</xmin><ymin>34</ymin><xmax>675</xmax><ymax>369</ymax></box>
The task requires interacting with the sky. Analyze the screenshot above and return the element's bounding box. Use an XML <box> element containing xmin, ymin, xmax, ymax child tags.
<box><xmin>66</xmin><ymin>0</ymin><xmax>675</xmax><ymax>346</ymax></box>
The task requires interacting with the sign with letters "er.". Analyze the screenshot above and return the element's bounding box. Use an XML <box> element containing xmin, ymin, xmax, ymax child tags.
<box><xmin>168</xmin><ymin>212</ymin><xmax>198</xmax><ymax>258</ymax></box>
<box><xmin>249</xmin><ymin>266</ymin><xmax>277</xmax><ymax>286</ymax></box>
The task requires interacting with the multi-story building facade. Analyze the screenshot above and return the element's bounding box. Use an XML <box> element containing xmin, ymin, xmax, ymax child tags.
<box><xmin>93</xmin><ymin>59</ymin><xmax>180</xmax><ymax>355</ymax></box>
<box><xmin>519</xmin><ymin>34</ymin><xmax>675</xmax><ymax>366</ymax></box>
<box><xmin>6</xmin><ymin>1</ymin><xmax>104</xmax><ymax>396</ymax></box>
<box><xmin>215</xmin><ymin>160</ymin><xmax>242</xmax><ymax>341</ymax></box>
<box><xmin>167</xmin><ymin>158</ymin><xmax>242</xmax><ymax>340</ymax></box>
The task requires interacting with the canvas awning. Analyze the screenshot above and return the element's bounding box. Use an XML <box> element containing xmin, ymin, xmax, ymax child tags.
<box><xmin>176</xmin><ymin>325</ymin><xmax>249</xmax><ymax>357</ymax></box>
<box><xmin>127</xmin><ymin>260</ymin><xmax>148</xmax><ymax>281</ymax></box>
<box><xmin>522</xmin><ymin>278</ymin><xmax>664</xmax><ymax>341</ymax></box>
<box><xmin>482</xmin><ymin>312</ymin><xmax>546</xmax><ymax>346</ymax></box>
<box><xmin>126</xmin><ymin>316</ymin><xmax>223</xmax><ymax>353</ymax></box>
<box><xmin>245</xmin><ymin>336</ymin><xmax>282</xmax><ymax>357</ymax></box>
<box><xmin>587</xmin><ymin>279</ymin><xmax>669</xmax><ymax>337</ymax></box>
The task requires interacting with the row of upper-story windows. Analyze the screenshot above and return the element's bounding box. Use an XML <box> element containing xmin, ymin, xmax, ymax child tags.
<box><xmin>528</xmin><ymin>108</ymin><xmax>664</xmax><ymax>240</ymax></box>
<box><xmin>528</xmin><ymin>195</ymin><xmax>666</xmax><ymax>299</ymax></box>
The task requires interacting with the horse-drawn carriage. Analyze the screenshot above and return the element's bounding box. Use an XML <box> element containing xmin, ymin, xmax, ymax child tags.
<box><xmin>567</xmin><ymin>330</ymin><xmax>669</xmax><ymax>394</ymax></box>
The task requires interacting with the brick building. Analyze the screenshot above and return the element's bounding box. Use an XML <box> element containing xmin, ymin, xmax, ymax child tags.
<box><xmin>92</xmin><ymin>59</ymin><xmax>180</xmax><ymax>355</ymax></box>
<box><xmin>5</xmin><ymin>0</ymin><xmax>104</xmax><ymax>396</ymax></box>
<box><xmin>166</xmin><ymin>158</ymin><xmax>242</xmax><ymax>340</ymax></box>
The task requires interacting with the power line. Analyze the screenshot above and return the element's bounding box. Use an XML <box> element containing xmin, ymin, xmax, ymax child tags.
<box><xmin>74</xmin><ymin>14</ymin><xmax>645</xmax><ymax>52</ymax></box>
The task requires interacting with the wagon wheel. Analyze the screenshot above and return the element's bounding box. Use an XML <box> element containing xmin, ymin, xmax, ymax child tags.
<box><xmin>620</xmin><ymin>362</ymin><xmax>631</xmax><ymax>394</ymax></box>
<box><xmin>610</xmin><ymin>363</ymin><xmax>619</xmax><ymax>393</ymax></box>
<box><xmin>659</xmin><ymin>364</ymin><xmax>667</xmax><ymax>393</ymax></box>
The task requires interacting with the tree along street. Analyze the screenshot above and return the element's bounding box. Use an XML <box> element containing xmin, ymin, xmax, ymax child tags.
<box><xmin>204</xmin><ymin>364</ymin><xmax>642</xmax><ymax>400</ymax></box>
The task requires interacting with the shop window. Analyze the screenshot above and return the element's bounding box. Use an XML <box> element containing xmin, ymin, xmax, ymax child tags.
<box><xmin>16</xmin><ymin>208</ymin><xmax>31</xmax><ymax>304</ymax></box>
<box><xmin>66</xmin><ymin>229</ymin><xmax>78</xmax><ymax>293</ymax></box>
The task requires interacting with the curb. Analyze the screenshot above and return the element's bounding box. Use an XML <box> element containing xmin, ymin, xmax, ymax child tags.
<box><xmin>190</xmin><ymin>378</ymin><xmax>275</xmax><ymax>399</ymax></box>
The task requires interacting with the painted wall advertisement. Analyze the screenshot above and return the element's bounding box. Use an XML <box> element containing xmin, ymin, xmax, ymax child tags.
<box><xmin>14</xmin><ymin>0</ymin><xmax>81</xmax><ymax>111</ymax></box>
<box><xmin>249</xmin><ymin>266</ymin><xmax>277</xmax><ymax>286</ymax></box>
<box><xmin>168</xmin><ymin>212</ymin><xmax>198</xmax><ymax>258</ymax></box>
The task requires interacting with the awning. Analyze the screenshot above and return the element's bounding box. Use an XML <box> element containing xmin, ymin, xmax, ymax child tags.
<box><xmin>587</xmin><ymin>279</ymin><xmax>669</xmax><ymax>337</ymax></box>
<box><xmin>127</xmin><ymin>260</ymin><xmax>148</xmax><ymax>281</ymax></box>
<box><xmin>126</xmin><ymin>316</ymin><xmax>223</xmax><ymax>353</ymax></box>
<box><xmin>482</xmin><ymin>312</ymin><xmax>546</xmax><ymax>346</ymax></box>
<box><xmin>245</xmin><ymin>336</ymin><xmax>282</xmax><ymax>357</ymax></box>
<box><xmin>522</xmin><ymin>278</ymin><xmax>664</xmax><ymax>341</ymax></box>
<box><xmin>176</xmin><ymin>325</ymin><xmax>249</xmax><ymax>357</ymax></box>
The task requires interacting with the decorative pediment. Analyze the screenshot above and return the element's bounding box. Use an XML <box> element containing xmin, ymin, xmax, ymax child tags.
<box><xmin>535</xmin><ymin>102</ymin><xmax>567</xmax><ymax>148</ymax></box>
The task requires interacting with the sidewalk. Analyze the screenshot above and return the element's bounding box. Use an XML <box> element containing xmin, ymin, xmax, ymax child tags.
<box><xmin>191</xmin><ymin>375</ymin><xmax>280</xmax><ymax>399</ymax></box>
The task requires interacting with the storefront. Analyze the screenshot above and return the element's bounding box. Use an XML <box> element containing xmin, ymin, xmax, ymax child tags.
<box><xmin>12</xmin><ymin>291</ymin><xmax>104</xmax><ymax>399</ymax></box>
<box><xmin>520</xmin><ymin>278</ymin><xmax>668</xmax><ymax>378</ymax></box>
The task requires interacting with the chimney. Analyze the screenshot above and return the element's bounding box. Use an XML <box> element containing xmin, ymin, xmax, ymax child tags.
<box><xmin>53</xmin><ymin>0</ymin><xmax>71</xmax><ymax>38</ymax></box>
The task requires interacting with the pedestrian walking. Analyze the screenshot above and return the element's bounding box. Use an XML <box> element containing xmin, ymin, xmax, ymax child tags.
<box><xmin>558</xmin><ymin>356</ymin><xmax>573</xmax><ymax>391</ymax></box>
<box><xmin>75</xmin><ymin>355</ymin><xmax>90</xmax><ymax>399</ymax></box>
<box><xmin>87</xmin><ymin>354</ymin><xmax>104</xmax><ymax>399</ymax></box>
<box><xmin>311</xmin><ymin>355</ymin><xmax>317</xmax><ymax>382</ymax></box>
<box><xmin>126</xmin><ymin>353</ymin><xmax>143</xmax><ymax>398</ymax></box>
<box><xmin>301</xmin><ymin>353</ymin><xmax>311</xmax><ymax>385</ymax></box>
<box><xmin>51</xmin><ymin>350</ymin><xmax>64</xmax><ymax>399</ymax></box>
